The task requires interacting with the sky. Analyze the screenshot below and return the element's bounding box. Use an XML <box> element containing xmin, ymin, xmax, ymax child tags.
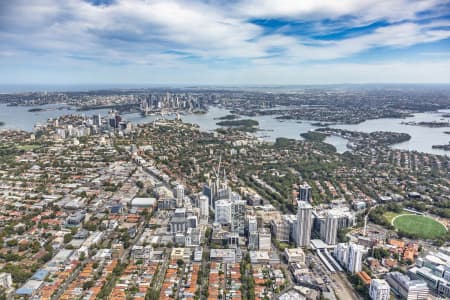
<box><xmin>1</xmin><ymin>0</ymin><xmax>450</xmax><ymax>86</ymax></box>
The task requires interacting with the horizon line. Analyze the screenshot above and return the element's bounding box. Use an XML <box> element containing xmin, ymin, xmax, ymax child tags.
<box><xmin>2</xmin><ymin>82</ymin><xmax>450</xmax><ymax>93</ymax></box>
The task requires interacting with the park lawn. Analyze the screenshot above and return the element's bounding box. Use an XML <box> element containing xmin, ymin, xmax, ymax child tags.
<box><xmin>393</xmin><ymin>215</ymin><xmax>447</xmax><ymax>239</ymax></box>
<box><xmin>383</xmin><ymin>211</ymin><xmax>410</xmax><ymax>224</ymax></box>
<box><xmin>17</xmin><ymin>144</ymin><xmax>39</xmax><ymax>151</ymax></box>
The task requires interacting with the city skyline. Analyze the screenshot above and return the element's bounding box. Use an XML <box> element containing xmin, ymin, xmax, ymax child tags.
<box><xmin>0</xmin><ymin>77</ymin><xmax>449</xmax><ymax>298</ymax></box>
<box><xmin>1</xmin><ymin>0</ymin><xmax>450</xmax><ymax>85</ymax></box>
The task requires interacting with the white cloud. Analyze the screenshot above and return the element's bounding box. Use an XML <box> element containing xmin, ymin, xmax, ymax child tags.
<box><xmin>0</xmin><ymin>0</ymin><xmax>449</xmax><ymax>84</ymax></box>
<box><xmin>233</xmin><ymin>0</ymin><xmax>448</xmax><ymax>24</ymax></box>
<box><xmin>245</xmin><ymin>22</ymin><xmax>450</xmax><ymax>63</ymax></box>
<box><xmin>2</xmin><ymin>0</ymin><xmax>449</xmax><ymax>60</ymax></box>
<box><xmin>0</xmin><ymin>0</ymin><xmax>268</xmax><ymax>60</ymax></box>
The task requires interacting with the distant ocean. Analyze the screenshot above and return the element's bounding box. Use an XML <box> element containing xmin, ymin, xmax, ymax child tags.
<box><xmin>0</xmin><ymin>84</ymin><xmax>169</xmax><ymax>93</ymax></box>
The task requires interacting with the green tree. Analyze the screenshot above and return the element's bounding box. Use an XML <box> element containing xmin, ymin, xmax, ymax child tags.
<box><xmin>64</xmin><ymin>233</ymin><xmax>73</xmax><ymax>244</ymax></box>
<box><xmin>6</xmin><ymin>239</ymin><xmax>18</xmax><ymax>247</ymax></box>
<box><xmin>83</xmin><ymin>280</ymin><xmax>94</xmax><ymax>290</ymax></box>
<box><xmin>136</xmin><ymin>181</ymin><xmax>144</xmax><ymax>189</ymax></box>
<box><xmin>79</xmin><ymin>252</ymin><xmax>86</xmax><ymax>261</ymax></box>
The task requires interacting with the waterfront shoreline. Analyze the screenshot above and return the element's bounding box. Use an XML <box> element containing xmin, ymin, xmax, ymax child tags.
<box><xmin>1</xmin><ymin>103</ymin><xmax>449</xmax><ymax>156</ymax></box>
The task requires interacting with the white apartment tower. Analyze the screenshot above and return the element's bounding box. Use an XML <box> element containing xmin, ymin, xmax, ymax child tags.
<box><xmin>335</xmin><ymin>242</ymin><xmax>365</xmax><ymax>274</ymax></box>
<box><xmin>320</xmin><ymin>211</ymin><xmax>339</xmax><ymax>245</ymax></box>
<box><xmin>296</xmin><ymin>201</ymin><xmax>312</xmax><ymax>247</ymax></box>
<box><xmin>348</xmin><ymin>243</ymin><xmax>364</xmax><ymax>273</ymax></box>
<box><xmin>369</xmin><ymin>279</ymin><xmax>390</xmax><ymax>300</ymax></box>
<box><xmin>335</xmin><ymin>243</ymin><xmax>350</xmax><ymax>267</ymax></box>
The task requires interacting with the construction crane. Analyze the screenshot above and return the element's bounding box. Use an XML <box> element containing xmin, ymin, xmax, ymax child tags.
<box><xmin>363</xmin><ymin>205</ymin><xmax>377</xmax><ymax>236</ymax></box>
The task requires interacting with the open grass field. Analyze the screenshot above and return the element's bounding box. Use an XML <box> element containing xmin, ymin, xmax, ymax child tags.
<box><xmin>393</xmin><ymin>214</ymin><xmax>447</xmax><ymax>239</ymax></box>
<box><xmin>17</xmin><ymin>144</ymin><xmax>39</xmax><ymax>151</ymax></box>
<box><xmin>383</xmin><ymin>211</ymin><xmax>410</xmax><ymax>223</ymax></box>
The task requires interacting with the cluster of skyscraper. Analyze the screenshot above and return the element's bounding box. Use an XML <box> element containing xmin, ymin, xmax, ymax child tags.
<box><xmin>140</xmin><ymin>92</ymin><xmax>206</xmax><ymax>115</ymax></box>
<box><xmin>202</xmin><ymin>163</ymin><xmax>246</xmax><ymax>236</ymax></box>
<box><xmin>43</xmin><ymin>111</ymin><xmax>133</xmax><ymax>141</ymax></box>
<box><xmin>167</xmin><ymin>184</ymin><xmax>204</xmax><ymax>247</ymax></box>
<box><xmin>292</xmin><ymin>183</ymin><xmax>354</xmax><ymax>247</ymax></box>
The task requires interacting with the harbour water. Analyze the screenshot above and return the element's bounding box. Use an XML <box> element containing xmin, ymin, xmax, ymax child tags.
<box><xmin>333</xmin><ymin>109</ymin><xmax>450</xmax><ymax>156</ymax></box>
<box><xmin>0</xmin><ymin>103</ymin><xmax>111</xmax><ymax>131</ymax></box>
<box><xmin>1</xmin><ymin>103</ymin><xmax>449</xmax><ymax>156</ymax></box>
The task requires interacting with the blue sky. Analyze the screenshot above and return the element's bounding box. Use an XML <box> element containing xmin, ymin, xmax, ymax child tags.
<box><xmin>1</xmin><ymin>0</ymin><xmax>450</xmax><ymax>85</ymax></box>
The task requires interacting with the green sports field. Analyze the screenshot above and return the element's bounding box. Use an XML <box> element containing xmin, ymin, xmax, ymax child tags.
<box><xmin>383</xmin><ymin>211</ymin><xmax>410</xmax><ymax>223</ymax></box>
<box><xmin>393</xmin><ymin>214</ymin><xmax>447</xmax><ymax>239</ymax></box>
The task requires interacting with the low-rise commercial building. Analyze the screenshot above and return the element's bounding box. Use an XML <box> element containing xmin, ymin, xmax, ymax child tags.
<box><xmin>284</xmin><ymin>248</ymin><xmax>306</xmax><ymax>264</ymax></box>
<box><xmin>369</xmin><ymin>279</ymin><xmax>390</xmax><ymax>300</ymax></box>
<box><xmin>386</xmin><ymin>271</ymin><xmax>429</xmax><ymax>300</ymax></box>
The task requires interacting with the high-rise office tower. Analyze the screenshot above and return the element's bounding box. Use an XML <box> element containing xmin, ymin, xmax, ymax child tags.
<box><xmin>248</xmin><ymin>231</ymin><xmax>258</xmax><ymax>250</ymax></box>
<box><xmin>247</xmin><ymin>215</ymin><xmax>258</xmax><ymax>249</ymax></box>
<box><xmin>247</xmin><ymin>215</ymin><xmax>258</xmax><ymax>234</ymax></box>
<box><xmin>215</xmin><ymin>199</ymin><xmax>232</xmax><ymax>224</ymax></box>
<box><xmin>202</xmin><ymin>184</ymin><xmax>213</xmax><ymax>208</ymax></box>
<box><xmin>295</xmin><ymin>201</ymin><xmax>312</xmax><ymax>247</ymax></box>
<box><xmin>258</xmin><ymin>228</ymin><xmax>271</xmax><ymax>251</ymax></box>
<box><xmin>272</xmin><ymin>217</ymin><xmax>290</xmax><ymax>242</ymax></box>
<box><xmin>175</xmin><ymin>184</ymin><xmax>184</xmax><ymax>208</ymax></box>
<box><xmin>93</xmin><ymin>114</ymin><xmax>102</xmax><ymax>127</ymax></box>
<box><xmin>299</xmin><ymin>182</ymin><xmax>312</xmax><ymax>202</ymax></box>
<box><xmin>231</xmin><ymin>199</ymin><xmax>246</xmax><ymax>235</ymax></box>
<box><xmin>199</xmin><ymin>195</ymin><xmax>209</xmax><ymax>219</ymax></box>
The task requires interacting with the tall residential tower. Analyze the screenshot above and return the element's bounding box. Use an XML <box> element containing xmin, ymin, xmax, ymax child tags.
<box><xmin>295</xmin><ymin>201</ymin><xmax>312</xmax><ymax>247</ymax></box>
